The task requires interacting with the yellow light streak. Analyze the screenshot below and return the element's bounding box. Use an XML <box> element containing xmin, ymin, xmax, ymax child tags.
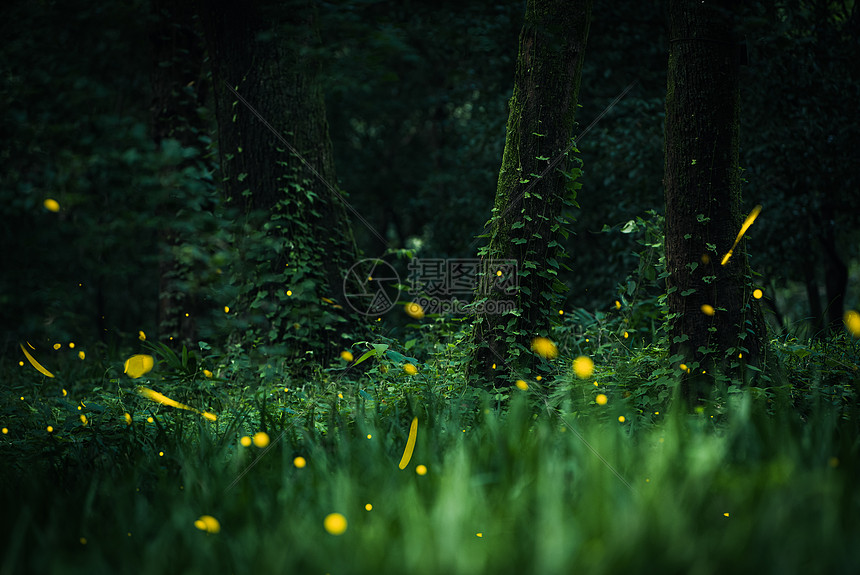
<box><xmin>721</xmin><ymin>205</ymin><xmax>762</xmax><ymax>265</ymax></box>
<box><xmin>398</xmin><ymin>417</ymin><xmax>418</xmax><ymax>469</ymax></box>
<box><xmin>20</xmin><ymin>343</ymin><xmax>54</xmax><ymax>378</ymax></box>
<box><xmin>136</xmin><ymin>386</ymin><xmax>217</xmax><ymax>421</ymax></box>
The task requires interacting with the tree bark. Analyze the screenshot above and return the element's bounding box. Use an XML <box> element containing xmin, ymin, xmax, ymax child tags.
<box><xmin>199</xmin><ymin>0</ymin><xmax>364</xmax><ymax>365</ymax></box>
<box><xmin>818</xmin><ymin>202</ymin><xmax>848</xmax><ymax>333</ymax></box>
<box><xmin>664</xmin><ymin>0</ymin><xmax>766</xmax><ymax>402</ymax></box>
<box><xmin>469</xmin><ymin>0</ymin><xmax>592</xmax><ymax>386</ymax></box>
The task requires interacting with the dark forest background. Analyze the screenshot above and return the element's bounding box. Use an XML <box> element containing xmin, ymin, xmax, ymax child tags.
<box><xmin>1</xmin><ymin>0</ymin><xmax>857</xmax><ymax>353</ymax></box>
<box><xmin>2</xmin><ymin>3</ymin><xmax>860</xmax><ymax>572</ymax></box>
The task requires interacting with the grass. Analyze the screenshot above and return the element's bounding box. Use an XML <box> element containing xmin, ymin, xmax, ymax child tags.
<box><xmin>1</xmin><ymin>333</ymin><xmax>859</xmax><ymax>574</ymax></box>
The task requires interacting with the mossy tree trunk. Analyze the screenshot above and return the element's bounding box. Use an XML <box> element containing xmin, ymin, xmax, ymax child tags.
<box><xmin>664</xmin><ymin>0</ymin><xmax>766</xmax><ymax>402</ymax></box>
<box><xmin>469</xmin><ymin>0</ymin><xmax>592</xmax><ymax>387</ymax></box>
<box><xmin>199</xmin><ymin>0</ymin><xmax>364</xmax><ymax>366</ymax></box>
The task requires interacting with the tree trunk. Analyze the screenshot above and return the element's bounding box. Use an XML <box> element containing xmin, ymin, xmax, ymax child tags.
<box><xmin>469</xmin><ymin>0</ymin><xmax>592</xmax><ymax>387</ymax></box>
<box><xmin>664</xmin><ymin>0</ymin><xmax>766</xmax><ymax>402</ymax></box>
<box><xmin>199</xmin><ymin>0</ymin><xmax>364</xmax><ymax>366</ymax></box>
<box><xmin>818</xmin><ymin>203</ymin><xmax>848</xmax><ymax>334</ymax></box>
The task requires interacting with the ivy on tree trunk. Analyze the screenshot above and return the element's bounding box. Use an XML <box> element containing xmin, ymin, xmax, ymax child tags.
<box><xmin>469</xmin><ymin>0</ymin><xmax>592</xmax><ymax>387</ymax></box>
<box><xmin>200</xmin><ymin>0</ymin><xmax>365</xmax><ymax>366</ymax></box>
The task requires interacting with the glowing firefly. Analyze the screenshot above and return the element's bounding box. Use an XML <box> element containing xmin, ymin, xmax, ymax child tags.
<box><xmin>398</xmin><ymin>417</ymin><xmax>418</xmax><ymax>469</ymax></box>
<box><xmin>136</xmin><ymin>386</ymin><xmax>217</xmax><ymax>421</ymax></box>
<box><xmin>20</xmin><ymin>343</ymin><xmax>54</xmax><ymax>378</ymax></box>
<box><xmin>721</xmin><ymin>205</ymin><xmax>762</xmax><ymax>265</ymax></box>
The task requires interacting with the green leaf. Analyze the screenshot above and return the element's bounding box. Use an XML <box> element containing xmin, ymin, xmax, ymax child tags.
<box><xmin>371</xmin><ymin>343</ymin><xmax>389</xmax><ymax>356</ymax></box>
<box><xmin>353</xmin><ymin>350</ymin><xmax>377</xmax><ymax>367</ymax></box>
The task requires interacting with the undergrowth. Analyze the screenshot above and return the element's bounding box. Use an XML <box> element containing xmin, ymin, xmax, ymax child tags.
<box><xmin>1</xmin><ymin>316</ymin><xmax>859</xmax><ymax>574</ymax></box>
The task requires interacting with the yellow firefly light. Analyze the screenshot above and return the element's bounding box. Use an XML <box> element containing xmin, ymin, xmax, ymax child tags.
<box><xmin>398</xmin><ymin>417</ymin><xmax>418</xmax><ymax>469</ymax></box>
<box><xmin>531</xmin><ymin>337</ymin><xmax>558</xmax><ymax>359</ymax></box>
<box><xmin>845</xmin><ymin>310</ymin><xmax>860</xmax><ymax>338</ymax></box>
<box><xmin>194</xmin><ymin>515</ymin><xmax>220</xmax><ymax>533</ymax></box>
<box><xmin>573</xmin><ymin>356</ymin><xmax>594</xmax><ymax>379</ymax></box>
<box><xmin>20</xmin><ymin>344</ymin><xmax>55</xmax><ymax>378</ymax></box>
<box><xmin>405</xmin><ymin>302</ymin><xmax>425</xmax><ymax>319</ymax></box>
<box><xmin>136</xmin><ymin>386</ymin><xmax>217</xmax><ymax>421</ymax></box>
<box><xmin>253</xmin><ymin>432</ymin><xmax>270</xmax><ymax>448</ymax></box>
<box><xmin>721</xmin><ymin>205</ymin><xmax>762</xmax><ymax>265</ymax></box>
<box><xmin>124</xmin><ymin>355</ymin><xmax>154</xmax><ymax>378</ymax></box>
<box><xmin>324</xmin><ymin>513</ymin><xmax>348</xmax><ymax>535</ymax></box>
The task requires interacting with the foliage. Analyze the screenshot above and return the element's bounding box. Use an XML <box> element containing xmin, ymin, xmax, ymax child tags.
<box><xmin>2</xmin><ymin>0</ymin><xmax>855</xmax><ymax>349</ymax></box>
<box><xmin>0</xmin><ymin>0</ymin><xmax>222</xmax><ymax>352</ymax></box>
<box><xmin>2</xmin><ymin>322</ymin><xmax>860</xmax><ymax>573</ymax></box>
<box><xmin>740</xmin><ymin>0</ymin><xmax>860</xmax><ymax>331</ymax></box>
<box><xmin>2</xmin><ymin>0</ymin><xmax>860</xmax><ymax>571</ymax></box>
<box><xmin>212</xmin><ymin>204</ymin><xmax>364</xmax><ymax>374</ymax></box>
<box><xmin>469</xmin><ymin>140</ymin><xmax>583</xmax><ymax>385</ymax></box>
<box><xmin>320</xmin><ymin>0</ymin><xmax>523</xmax><ymax>258</ymax></box>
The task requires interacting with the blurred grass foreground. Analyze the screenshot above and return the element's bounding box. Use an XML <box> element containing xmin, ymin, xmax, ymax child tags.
<box><xmin>2</xmin><ymin>355</ymin><xmax>859</xmax><ymax>575</ymax></box>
